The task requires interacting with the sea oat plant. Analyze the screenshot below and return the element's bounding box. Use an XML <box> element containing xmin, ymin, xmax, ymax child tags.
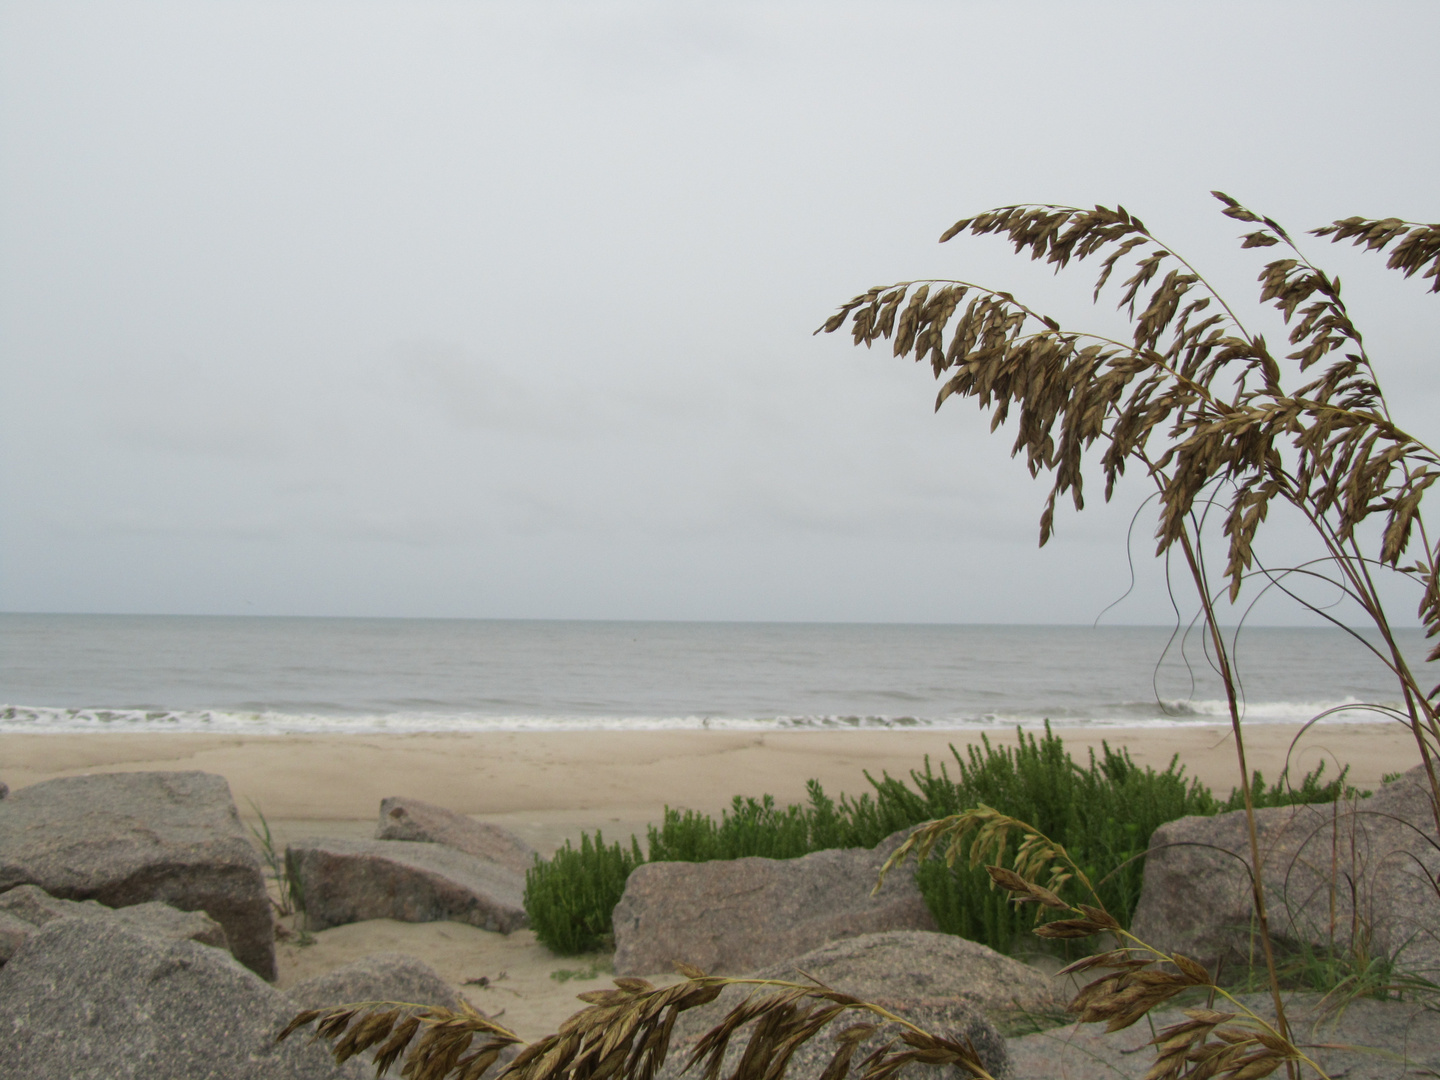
<box><xmin>279</xmin><ymin>972</ymin><xmax>1000</xmax><ymax>1080</ymax></box>
<box><xmin>288</xmin><ymin>199</ymin><xmax>1440</xmax><ymax>1080</ymax></box>
<box><xmin>815</xmin><ymin>195</ymin><xmax>1440</xmax><ymax>828</ymax></box>
<box><xmin>877</xmin><ymin>809</ymin><xmax>1332</xmax><ymax>1080</ymax></box>
<box><xmin>815</xmin><ymin>194</ymin><xmax>1440</xmax><ymax>1071</ymax></box>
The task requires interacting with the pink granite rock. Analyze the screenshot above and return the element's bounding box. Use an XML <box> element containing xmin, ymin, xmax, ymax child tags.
<box><xmin>286</xmin><ymin>838</ymin><xmax>528</xmax><ymax>933</ymax></box>
<box><xmin>375</xmin><ymin>796</ymin><xmax>537</xmax><ymax>877</ymax></box>
<box><xmin>612</xmin><ymin>830</ymin><xmax>936</xmax><ymax>975</ymax></box>
<box><xmin>1130</xmin><ymin>765</ymin><xmax>1439</xmax><ymax>976</ymax></box>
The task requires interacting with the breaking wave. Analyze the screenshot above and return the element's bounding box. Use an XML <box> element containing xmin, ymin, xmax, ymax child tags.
<box><xmin>0</xmin><ymin>698</ymin><xmax>1400</xmax><ymax>735</ymax></box>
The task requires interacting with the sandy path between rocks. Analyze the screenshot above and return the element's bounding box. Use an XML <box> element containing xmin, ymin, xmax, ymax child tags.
<box><xmin>273</xmin><ymin>919</ymin><xmax>682</xmax><ymax>1041</ymax></box>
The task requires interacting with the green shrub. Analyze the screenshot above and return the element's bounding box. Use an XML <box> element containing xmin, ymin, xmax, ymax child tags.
<box><xmin>524</xmin><ymin>831</ymin><xmax>644</xmax><ymax>955</ymax></box>
<box><xmin>1223</xmin><ymin>759</ymin><xmax>1366</xmax><ymax>812</ymax></box>
<box><xmin>840</xmin><ymin>728</ymin><xmax>1362</xmax><ymax>952</ymax></box>
<box><xmin>523</xmin><ymin>726</ymin><xmax>1364</xmax><ymax>957</ymax></box>
<box><xmin>647</xmin><ymin>787</ymin><xmax>845</xmax><ymax>861</ymax></box>
<box><xmin>803</xmin><ymin>725</ymin><xmax>1211</xmax><ymax>952</ymax></box>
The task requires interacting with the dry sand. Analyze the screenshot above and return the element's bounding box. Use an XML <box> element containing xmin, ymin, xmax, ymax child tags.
<box><xmin>1</xmin><ymin>723</ymin><xmax>1427</xmax><ymax>1039</ymax></box>
<box><xmin>2</xmin><ymin>723</ymin><xmax>1423</xmax><ymax>852</ymax></box>
<box><xmin>271</xmin><ymin>920</ymin><xmax>678</xmax><ymax>1040</ymax></box>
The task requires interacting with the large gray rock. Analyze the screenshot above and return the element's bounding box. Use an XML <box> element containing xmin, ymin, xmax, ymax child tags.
<box><xmin>1130</xmin><ymin>766</ymin><xmax>1440</xmax><ymax>978</ymax></box>
<box><xmin>376</xmin><ymin>797</ymin><xmax>537</xmax><ymax>877</ymax></box>
<box><xmin>612</xmin><ymin>832</ymin><xmax>937</xmax><ymax>976</ymax></box>
<box><xmin>0</xmin><ymin>918</ymin><xmax>363</xmax><ymax>1079</ymax></box>
<box><xmin>0</xmin><ymin>779</ymin><xmax>8</xmax><ymax>800</ymax></box>
<box><xmin>750</xmin><ymin>931</ymin><xmax>1063</xmax><ymax>1023</ymax></box>
<box><xmin>659</xmin><ymin>933</ymin><xmax>1054</xmax><ymax>1080</ymax></box>
<box><xmin>661</xmin><ymin>932</ymin><xmax>1057</xmax><ymax>1066</ymax></box>
<box><xmin>0</xmin><ymin>910</ymin><xmax>32</xmax><ymax>965</ymax></box>
<box><xmin>0</xmin><ymin>771</ymin><xmax>276</xmax><ymax>979</ymax></box>
<box><xmin>0</xmin><ymin>883</ymin><xmax>227</xmax><ymax>964</ymax></box>
<box><xmin>287</xmin><ymin>951</ymin><xmax>465</xmax><ymax>1013</ymax></box>
<box><xmin>1006</xmin><ymin>991</ymin><xmax>1440</xmax><ymax>1080</ymax></box>
<box><xmin>287</xmin><ymin>838</ymin><xmax>528</xmax><ymax>933</ymax></box>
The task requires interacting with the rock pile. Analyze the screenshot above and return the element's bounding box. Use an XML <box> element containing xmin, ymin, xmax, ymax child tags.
<box><xmin>752</xmin><ymin>930</ymin><xmax>1064</xmax><ymax>1020</ymax></box>
<box><xmin>661</xmin><ymin>995</ymin><xmax>1009</xmax><ymax>1080</ymax></box>
<box><xmin>0</xmin><ymin>915</ymin><xmax>366</xmax><ymax>1079</ymax></box>
<box><xmin>283</xmin><ymin>797</ymin><xmax>532</xmax><ymax>935</ymax></box>
<box><xmin>286</xmin><ymin>837</ymin><xmax>528</xmax><ymax>933</ymax></box>
<box><xmin>0</xmin><ymin>770</ymin><xmax>276</xmax><ymax>978</ymax></box>
<box><xmin>0</xmin><ymin>883</ymin><xmax>228</xmax><ymax>965</ymax></box>
<box><xmin>0</xmin><ymin>778</ymin><xmax>517</xmax><ymax>1078</ymax></box>
<box><xmin>3</xmin><ymin>765</ymin><xmax>1434</xmax><ymax>1080</ymax></box>
<box><xmin>286</xmin><ymin>950</ymin><xmax>469</xmax><ymax>1013</ymax></box>
<box><xmin>653</xmin><ymin>930</ymin><xmax>1062</xmax><ymax>1080</ymax></box>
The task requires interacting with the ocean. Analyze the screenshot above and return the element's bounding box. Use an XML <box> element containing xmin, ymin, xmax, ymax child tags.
<box><xmin>0</xmin><ymin>614</ymin><xmax>1429</xmax><ymax>735</ymax></box>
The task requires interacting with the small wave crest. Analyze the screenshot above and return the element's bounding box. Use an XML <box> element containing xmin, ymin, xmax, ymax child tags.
<box><xmin>1151</xmin><ymin>697</ymin><xmax>1403</xmax><ymax>723</ymax></box>
<box><xmin>0</xmin><ymin>699</ymin><xmax>1402</xmax><ymax>735</ymax></box>
<box><xmin>0</xmin><ymin>705</ymin><xmax>953</xmax><ymax>735</ymax></box>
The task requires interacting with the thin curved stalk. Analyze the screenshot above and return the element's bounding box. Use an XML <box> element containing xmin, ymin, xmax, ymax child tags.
<box><xmin>1175</xmin><ymin>527</ymin><xmax>1295</xmax><ymax>1067</ymax></box>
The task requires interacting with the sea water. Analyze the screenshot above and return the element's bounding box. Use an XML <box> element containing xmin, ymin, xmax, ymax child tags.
<box><xmin>0</xmin><ymin>615</ymin><xmax>1429</xmax><ymax>735</ymax></box>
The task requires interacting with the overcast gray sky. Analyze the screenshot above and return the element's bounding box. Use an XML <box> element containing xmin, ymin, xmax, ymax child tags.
<box><xmin>2</xmin><ymin>1</ymin><xmax>1437</xmax><ymax>624</ymax></box>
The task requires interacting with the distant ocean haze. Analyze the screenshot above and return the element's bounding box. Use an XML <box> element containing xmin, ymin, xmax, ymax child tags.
<box><xmin>0</xmin><ymin>614</ymin><xmax>1427</xmax><ymax>735</ymax></box>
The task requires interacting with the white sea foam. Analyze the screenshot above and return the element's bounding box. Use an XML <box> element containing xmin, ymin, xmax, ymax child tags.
<box><xmin>1151</xmin><ymin>696</ymin><xmax>1405</xmax><ymax>722</ymax></box>
<box><xmin>0</xmin><ymin>699</ymin><xmax>1401</xmax><ymax>736</ymax></box>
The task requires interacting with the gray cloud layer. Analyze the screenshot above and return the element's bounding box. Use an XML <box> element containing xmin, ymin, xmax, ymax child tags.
<box><xmin>2</xmin><ymin>1</ymin><xmax>1437</xmax><ymax>622</ymax></box>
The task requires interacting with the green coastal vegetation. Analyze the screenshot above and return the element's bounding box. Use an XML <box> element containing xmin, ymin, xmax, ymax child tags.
<box><xmin>524</xmin><ymin>723</ymin><xmax>1364</xmax><ymax>956</ymax></box>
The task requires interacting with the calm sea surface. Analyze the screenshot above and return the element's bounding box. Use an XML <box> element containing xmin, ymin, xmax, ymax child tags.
<box><xmin>0</xmin><ymin>615</ymin><xmax>1429</xmax><ymax>735</ymax></box>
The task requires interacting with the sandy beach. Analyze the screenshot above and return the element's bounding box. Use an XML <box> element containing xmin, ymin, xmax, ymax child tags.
<box><xmin>1</xmin><ymin>723</ymin><xmax>1425</xmax><ymax>851</ymax></box>
<box><xmin>2</xmin><ymin>722</ymin><xmax>1428</xmax><ymax>1038</ymax></box>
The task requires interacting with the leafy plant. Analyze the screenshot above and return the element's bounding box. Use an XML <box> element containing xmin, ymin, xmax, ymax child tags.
<box><xmin>550</xmin><ymin>956</ymin><xmax>613</xmax><ymax>983</ymax></box>
<box><xmin>525</xmin><ymin>831</ymin><xmax>645</xmax><ymax>955</ymax></box>
<box><xmin>899</xmin><ymin>731</ymin><xmax>1214</xmax><ymax>951</ymax></box>
<box><xmin>647</xmin><ymin>793</ymin><xmax>827</xmax><ymax>862</ymax></box>
<box><xmin>530</xmin><ymin>725</ymin><xmax>1360</xmax><ymax>957</ymax></box>
<box><xmin>1220</xmin><ymin>760</ymin><xmax>1364</xmax><ymax>813</ymax></box>
<box><xmin>646</xmin><ymin>725</ymin><xmax>1354</xmax><ymax>951</ymax></box>
<box><xmin>817</xmin><ymin>194</ymin><xmax>1440</xmax><ymax>1073</ymax></box>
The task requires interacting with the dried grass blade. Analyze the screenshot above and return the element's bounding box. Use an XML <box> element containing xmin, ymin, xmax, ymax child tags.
<box><xmin>333</xmin><ymin>1009</ymin><xmax>402</xmax><ymax>1064</ymax></box>
<box><xmin>374</xmin><ymin>1016</ymin><xmax>424</xmax><ymax>1076</ymax></box>
<box><xmin>276</xmin><ymin>1009</ymin><xmax>323</xmax><ymax>1043</ymax></box>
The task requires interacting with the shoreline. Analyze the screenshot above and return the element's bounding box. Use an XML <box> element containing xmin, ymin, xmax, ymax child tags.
<box><xmin>1</xmin><ymin>723</ymin><xmax>1425</xmax><ymax>854</ymax></box>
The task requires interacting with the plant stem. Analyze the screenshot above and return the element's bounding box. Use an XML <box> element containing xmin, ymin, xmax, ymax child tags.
<box><xmin>1176</xmin><ymin>527</ymin><xmax>1296</xmax><ymax>1071</ymax></box>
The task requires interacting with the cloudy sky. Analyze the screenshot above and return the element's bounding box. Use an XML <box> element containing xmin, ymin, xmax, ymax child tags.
<box><xmin>2</xmin><ymin>1</ymin><xmax>1437</xmax><ymax>624</ymax></box>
